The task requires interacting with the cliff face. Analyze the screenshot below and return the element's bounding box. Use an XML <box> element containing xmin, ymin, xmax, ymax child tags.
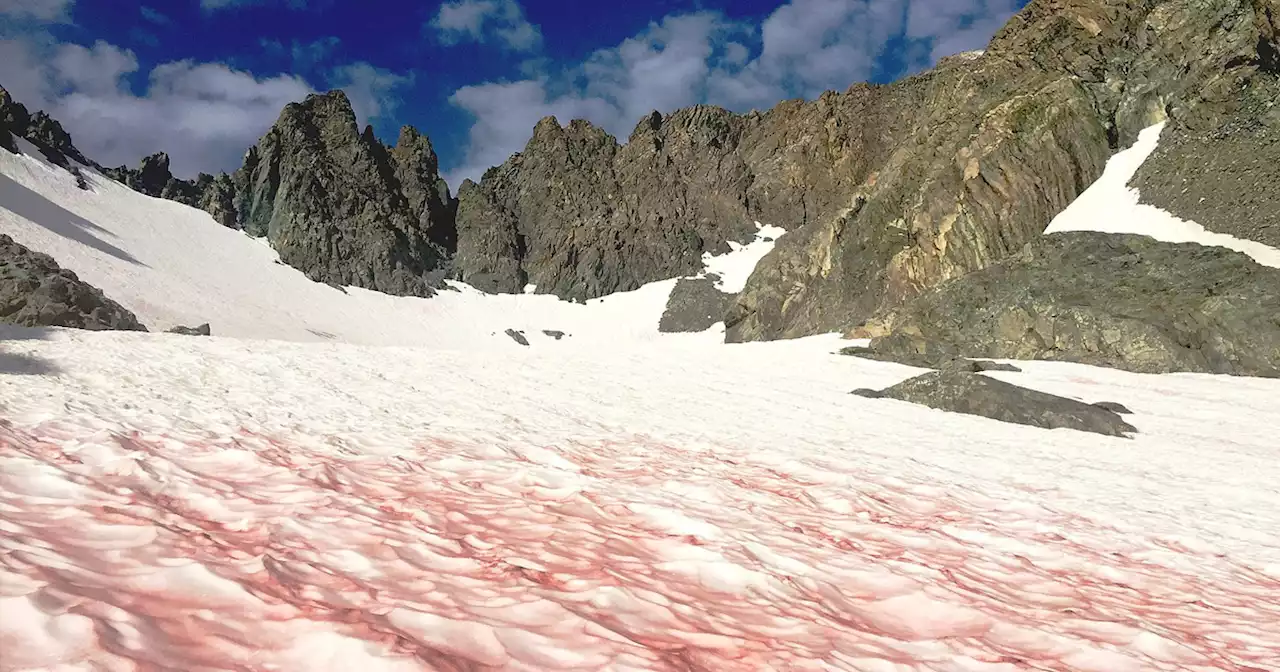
<box><xmin>230</xmin><ymin>91</ymin><xmax>455</xmax><ymax>297</ymax></box>
<box><xmin>452</xmin><ymin>89</ymin><xmax>922</xmax><ymax>301</ymax></box>
<box><xmin>727</xmin><ymin>0</ymin><xmax>1280</xmax><ymax>341</ymax></box>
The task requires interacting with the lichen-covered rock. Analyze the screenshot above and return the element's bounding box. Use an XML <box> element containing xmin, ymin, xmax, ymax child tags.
<box><xmin>849</xmin><ymin>233</ymin><xmax>1280</xmax><ymax>377</ymax></box>
<box><xmin>852</xmin><ymin>370</ymin><xmax>1138</xmax><ymax>437</ymax></box>
<box><xmin>727</xmin><ymin>0</ymin><xmax>1280</xmax><ymax>342</ymax></box>
<box><xmin>231</xmin><ymin>90</ymin><xmax>455</xmax><ymax>297</ymax></box>
<box><xmin>0</xmin><ymin>234</ymin><xmax>148</xmax><ymax>332</ymax></box>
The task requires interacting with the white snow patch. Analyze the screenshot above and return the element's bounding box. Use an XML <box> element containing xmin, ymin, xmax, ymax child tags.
<box><xmin>1046</xmin><ymin>122</ymin><xmax>1280</xmax><ymax>268</ymax></box>
<box><xmin>698</xmin><ymin>221</ymin><xmax>788</xmax><ymax>293</ymax></box>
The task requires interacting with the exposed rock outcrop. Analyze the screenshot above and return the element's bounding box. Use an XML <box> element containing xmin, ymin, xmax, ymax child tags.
<box><xmin>847</xmin><ymin>233</ymin><xmax>1280</xmax><ymax>377</ymax></box>
<box><xmin>2</xmin><ymin>86</ymin><xmax>92</xmax><ymax>188</ymax></box>
<box><xmin>0</xmin><ymin>234</ymin><xmax>148</xmax><ymax>332</ymax></box>
<box><xmin>1132</xmin><ymin>77</ymin><xmax>1280</xmax><ymax>249</ymax></box>
<box><xmin>659</xmin><ymin>275</ymin><xmax>735</xmax><ymax>333</ymax></box>
<box><xmin>726</xmin><ymin>0</ymin><xmax>1280</xmax><ymax>342</ymax></box>
<box><xmin>454</xmin><ymin>94</ymin><xmax>920</xmax><ymax>301</ymax></box>
<box><xmin>1</xmin><ymin>87</ymin><xmax>93</xmax><ymax>170</ymax></box>
<box><xmin>852</xmin><ymin>371</ymin><xmax>1138</xmax><ymax>437</ymax></box>
<box><xmin>229</xmin><ymin>91</ymin><xmax>455</xmax><ymax>296</ymax></box>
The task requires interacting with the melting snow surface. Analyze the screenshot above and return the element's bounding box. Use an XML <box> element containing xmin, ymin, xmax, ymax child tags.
<box><xmin>3</xmin><ymin>132</ymin><xmax>1280</xmax><ymax>670</ymax></box>
<box><xmin>1046</xmin><ymin>122</ymin><xmax>1280</xmax><ymax>268</ymax></box>
<box><xmin>1</xmin><ymin>329</ymin><xmax>1278</xmax><ymax>670</ymax></box>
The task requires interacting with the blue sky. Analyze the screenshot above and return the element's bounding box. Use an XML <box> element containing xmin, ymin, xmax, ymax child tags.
<box><xmin>0</xmin><ymin>0</ymin><xmax>1030</xmax><ymax>187</ymax></box>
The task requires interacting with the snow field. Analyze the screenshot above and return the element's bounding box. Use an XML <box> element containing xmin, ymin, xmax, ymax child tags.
<box><xmin>1</xmin><ymin>328</ymin><xmax>1279</xmax><ymax>670</ymax></box>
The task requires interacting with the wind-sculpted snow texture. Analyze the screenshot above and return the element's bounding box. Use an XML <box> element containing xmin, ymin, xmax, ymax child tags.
<box><xmin>2</xmin><ymin>330</ymin><xmax>1279</xmax><ymax>671</ymax></box>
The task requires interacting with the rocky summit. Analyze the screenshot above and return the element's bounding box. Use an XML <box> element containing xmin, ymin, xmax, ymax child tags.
<box><xmin>728</xmin><ymin>0</ymin><xmax>1280</xmax><ymax>342</ymax></box>
<box><xmin>231</xmin><ymin>90</ymin><xmax>456</xmax><ymax>297</ymax></box>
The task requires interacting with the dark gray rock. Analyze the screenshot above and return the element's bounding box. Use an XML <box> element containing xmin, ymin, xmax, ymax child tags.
<box><xmin>231</xmin><ymin>91</ymin><xmax>455</xmax><ymax>297</ymax></box>
<box><xmin>0</xmin><ymin>234</ymin><xmax>148</xmax><ymax>332</ymax></box>
<box><xmin>1</xmin><ymin>86</ymin><xmax>93</xmax><ymax>188</ymax></box>
<box><xmin>504</xmin><ymin>328</ymin><xmax>530</xmax><ymax>346</ymax></box>
<box><xmin>542</xmin><ymin>330</ymin><xmax>566</xmax><ymax>340</ymax></box>
<box><xmin>390</xmin><ymin>126</ymin><xmax>457</xmax><ymax>251</ymax></box>
<box><xmin>850</xmin><ymin>233</ymin><xmax>1280</xmax><ymax>377</ymax></box>
<box><xmin>659</xmin><ymin>275</ymin><xmax>735</xmax><ymax>333</ymax></box>
<box><xmin>947</xmin><ymin>359</ymin><xmax>1023</xmax><ymax>374</ymax></box>
<box><xmin>167</xmin><ymin>323</ymin><xmax>211</xmax><ymax>336</ymax></box>
<box><xmin>854</xmin><ymin>370</ymin><xmax>1138</xmax><ymax>437</ymax></box>
<box><xmin>1092</xmin><ymin>400</ymin><xmax>1134</xmax><ymax>414</ymax></box>
<box><xmin>1131</xmin><ymin>77</ymin><xmax>1280</xmax><ymax>250</ymax></box>
<box><xmin>196</xmin><ymin>173</ymin><xmax>238</xmax><ymax>228</ymax></box>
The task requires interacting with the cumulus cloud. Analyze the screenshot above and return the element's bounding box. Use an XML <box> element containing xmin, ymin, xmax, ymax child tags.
<box><xmin>0</xmin><ymin>0</ymin><xmax>74</xmax><ymax>22</ymax></box>
<box><xmin>1</xmin><ymin>3</ymin><xmax>413</xmax><ymax>179</ymax></box>
<box><xmin>0</xmin><ymin>35</ymin><xmax>316</xmax><ymax>177</ymax></box>
<box><xmin>329</xmin><ymin>62</ymin><xmax>413</xmax><ymax>128</ymax></box>
<box><xmin>431</xmin><ymin>0</ymin><xmax>542</xmax><ymax>52</ymax></box>
<box><xmin>445</xmin><ymin>0</ymin><xmax>1024</xmax><ymax>186</ymax></box>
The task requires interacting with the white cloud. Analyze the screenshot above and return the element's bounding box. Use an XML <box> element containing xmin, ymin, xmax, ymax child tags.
<box><xmin>431</xmin><ymin>0</ymin><xmax>542</xmax><ymax>52</ymax></box>
<box><xmin>329</xmin><ymin>62</ymin><xmax>413</xmax><ymax>129</ymax></box>
<box><xmin>445</xmin><ymin>0</ymin><xmax>1024</xmax><ymax>186</ymax></box>
<box><xmin>0</xmin><ymin>0</ymin><xmax>73</xmax><ymax>22</ymax></box>
<box><xmin>0</xmin><ymin>37</ymin><xmax>316</xmax><ymax>178</ymax></box>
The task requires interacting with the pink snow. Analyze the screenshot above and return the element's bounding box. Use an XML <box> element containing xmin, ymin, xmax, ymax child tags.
<box><xmin>2</xmin><ymin>418</ymin><xmax>1277</xmax><ymax>671</ymax></box>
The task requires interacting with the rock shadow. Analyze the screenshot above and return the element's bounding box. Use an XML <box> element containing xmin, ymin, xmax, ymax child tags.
<box><xmin>0</xmin><ymin>173</ymin><xmax>146</xmax><ymax>266</ymax></box>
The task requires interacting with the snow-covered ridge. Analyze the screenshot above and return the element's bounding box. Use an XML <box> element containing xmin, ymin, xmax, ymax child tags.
<box><xmin>1046</xmin><ymin>122</ymin><xmax>1280</xmax><ymax>268</ymax></box>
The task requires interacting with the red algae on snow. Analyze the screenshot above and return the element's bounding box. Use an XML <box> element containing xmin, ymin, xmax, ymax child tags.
<box><xmin>1</xmin><ymin>419</ymin><xmax>1277</xmax><ymax>671</ymax></box>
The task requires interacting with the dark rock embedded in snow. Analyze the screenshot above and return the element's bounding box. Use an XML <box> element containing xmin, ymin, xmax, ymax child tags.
<box><xmin>659</xmin><ymin>275</ymin><xmax>735</xmax><ymax>333</ymax></box>
<box><xmin>1092</xmin><ymin>401</ymin><xmax>1134</xmax><ymax>415</ymax></box>
<box><xmin>848</xmin><ymin>233</ymin><xmax>1280</xmax><ymax>377</ymax></box>
<box><xmin>167</xmin><ymin>323</ymin><xmax>212</xmax><ymax>336</ymax></box>
<box><xmin>542</xmin><ymin>330</ymin><xmax>567</xmax><ymax>340</ymax></box>
<box><xmin>504</xmin><ymin>328</ymin><xmax>530</xmax><ymax>346</ymax></box>
<box><xmin>853</xmin><ymin>371</ymin><xmax>1138</xmax><ymax>437</ymax></box>
<box><xmin>0</xmin><ymin>234</ymin><xmax>148</xmax><ymax>332</ymax></box>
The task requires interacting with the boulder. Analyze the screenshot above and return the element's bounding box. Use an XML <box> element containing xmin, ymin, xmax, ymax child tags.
<box><xmin>852</xmin><ymin>370</ymin><xmax>1138</xmax><ymax>437</ymax></box>
<box><xmin>0</xmin><ymin>234</ymin><xmax>148</xmax><ymax>332</ymax></box>
<box><xmin>167</xmin><ymin>323</ymin><xmax>211</xmax><ymax>336</ymax></box>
